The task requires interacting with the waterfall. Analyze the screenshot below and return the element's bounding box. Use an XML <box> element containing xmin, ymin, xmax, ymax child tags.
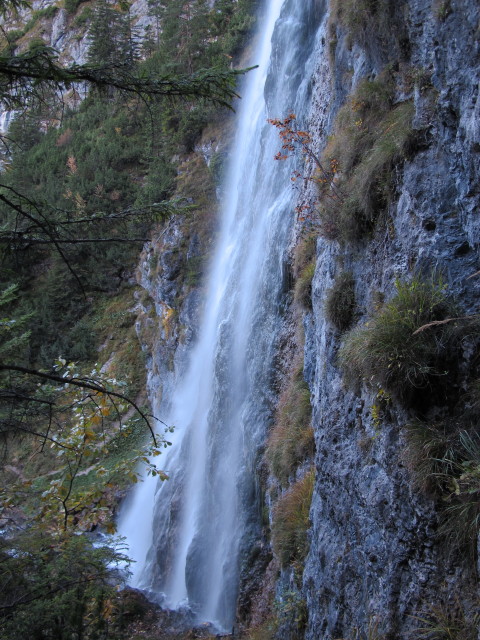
<box><xmin>118</xmin><ymin>0</ymin><xmax>323</xmax><ymax>631</ymax></box>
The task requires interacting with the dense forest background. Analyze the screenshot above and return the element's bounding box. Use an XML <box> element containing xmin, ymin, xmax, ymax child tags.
<box><xmin>0</xmin><ymin>1</ymin><xmax>257</xmax><ymax>637</ymax></box>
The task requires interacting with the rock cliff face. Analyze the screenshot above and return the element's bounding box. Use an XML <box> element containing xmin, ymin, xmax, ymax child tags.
<box><xmin>300</xmin><ymin>0</ymin><xmax>480</xmax><ymax>637</ymax></box>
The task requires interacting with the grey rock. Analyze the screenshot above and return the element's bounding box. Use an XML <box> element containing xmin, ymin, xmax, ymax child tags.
<box><xmin>299</xmin><ymin>0</ymin><xmax>480</xmax><ymax>638</ymax></box>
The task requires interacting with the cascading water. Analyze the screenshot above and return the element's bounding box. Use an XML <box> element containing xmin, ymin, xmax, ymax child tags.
<box><xmin>118</xmin><ymin>0</ymin><xmax>323</xmax><ymax>630</ymax></box>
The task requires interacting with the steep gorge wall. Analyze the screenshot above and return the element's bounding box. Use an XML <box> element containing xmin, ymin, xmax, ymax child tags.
<box><xmin>29</xmin><ymin>0</ymin><xmax>478</xmax><ymax>634</ymax></box>
<box><xmin>299</xmin><ymin>0</ymin><xmax>480</xmax><ymax>637</ymax></box>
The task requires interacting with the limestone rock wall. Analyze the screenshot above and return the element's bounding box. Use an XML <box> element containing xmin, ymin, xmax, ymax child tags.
<box><xmin>301</xmin><ymin>1</ymin><xmax>480</xmax><ymax>637</ymax></box>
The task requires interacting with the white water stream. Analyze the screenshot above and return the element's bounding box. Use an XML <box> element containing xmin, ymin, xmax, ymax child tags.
<box><xmin>118</xmin><ymin>0</ymin><xmax>322</xmax><ymax>630</ymax></box>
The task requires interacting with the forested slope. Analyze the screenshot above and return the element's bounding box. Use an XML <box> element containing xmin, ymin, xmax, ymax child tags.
<box><xmin>0</xmin><ymin>1</ymin><xmax>256</xmax><ymax>637</ymax></box>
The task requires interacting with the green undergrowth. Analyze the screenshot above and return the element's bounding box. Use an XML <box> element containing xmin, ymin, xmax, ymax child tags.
<box><xmin>0</xmin><ymin>284</ymin><xmax>149</xmax><ymax>507</ymax></box>
<box><xmin>338</xmin><ymin>275</ymin><xmax>458</xmax><ymax>405</ymax></box>
<box><xmin>0</xmin><ymin>531</ymin><xmax>130</xmax><ymax>640</ymax></box>
<box><xmin>5</xmin><ymin>5</ymin><xmax>60</xmax><ymax>44</ymax></box>
<box><xmin>318</xmin><ymin>76</ymin><xmax>415</xmax><ymax>242</ymax></box>
<box><xmin>67</xmin><ymin>416</ymin><xmax>153</xmax><ymax>495</ymax></box>
<box><xmin>93</xmin><ymin>288</ymin><xmax>147</xmax><ymax>398</ymax></box>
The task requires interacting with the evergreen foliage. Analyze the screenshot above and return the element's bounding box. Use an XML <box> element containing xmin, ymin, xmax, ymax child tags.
<box><xmin>0</xmin><ymin>532</ymin><xmax>130</xmax><ymax>640</ymax></box>
<box><xmin>0</xmin><ymin>0</ymin><xmax>259</xmax><ymax>635</ymax></box>
<box><xmin>87</xmin><ymin>0</ymin><xmax>140</xmax><ymax>67</ymax></box>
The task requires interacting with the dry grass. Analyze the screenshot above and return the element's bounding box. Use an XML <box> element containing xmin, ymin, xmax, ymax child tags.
<box><xmin>317</xmin><ymin>76</ymin><xmax>414</xmax><ymax>242</ymax></box>
<box><xmin>272</xmin><ymin>468</ymin><xmax>315</xmax><ymax>568</ymax></box>
<box><xmin>293</xmin><ymin>234</ymin><xmax>317</xmax><ymax>277</ymax></box>
<box><xmin>412</xmin><ymin>600</ymin><xmax>479</xmax><ymax>640</ymax></box>
<box><xmin>242</xmin><ymin>618</ymin><xmax>278</xmax><ymax>640</ymax></box>
<box><xmin>329</xmin><ymin>0</ymin><xmax>409</xmax><ymax>65</ymax></box>
<box><xmin>267</xmin><ymin>367</ymin><xmax>314</xmax><ymax>487</ymax></box>
<box><xmin>292</xmin><ymin>234</ymin><xmax>317</xmax><ymax>309</ymax></box>
<box><xmin>294</xmin><ymin>262</ymin><xmax>316</xmax><ymax>309</ymax></box>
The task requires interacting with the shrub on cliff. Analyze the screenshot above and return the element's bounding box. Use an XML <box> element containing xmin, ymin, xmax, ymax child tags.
<box><xmin>318</xmin><ymin>76</ymin><xmax>415</xmax><ymax>242</ymax></box>
<box><xmin>404</xmin><ymin>379</ymin><xmax>480</xmax><ymax>554</ymax></box>
<box><xmin>324</xmin><ymin>271</ymin><xmax>356</xmax><ymax>331</ymax></box>
<box><xmin>338</xmin><ymin>276</ymin><xmax>458</xmax><ymax>404</ymax></box>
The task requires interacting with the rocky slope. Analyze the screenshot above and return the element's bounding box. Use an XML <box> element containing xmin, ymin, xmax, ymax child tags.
<box><xmin>299</xmin><ymin>1</ymin><xmax>480</xmax><ymax>638</ymax></box>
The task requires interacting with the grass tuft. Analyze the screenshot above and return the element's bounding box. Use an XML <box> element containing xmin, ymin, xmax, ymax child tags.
<box><xmin>338</xmin><ymin>276</ymin><xmax>457</xmax><ymax>404</ymax></box>
<box><xmin>272</xmin><ymin>468</ymin><xmax>315</xmax><ymax>568</ymax></box>
<box><xmin>403</xmin><ymin>376</ymin><xmax>480</xmax><ymax>555</ymax></box>
<box><xmin>324</xmin><ymin>271</ymin><xmax>356</xmax><ymax>331</ymax></box>
<box><xmin>267</xmin><ymin>368</ymin><xmax>314</xmax><ymax>487</ymax></box>
<box><xmin>317</xmin><ymin>75</ymin><xmax>414</xmax><ymax>242</ymax></box>
<box><xmin>412</xmin><ymin>600</ymin><xmax>479</xmax><ymax>640</ymax></box>
<box><xmin>294</xmin><ymin>262</ymin><xmax>316</xmax><ymax>310</ymax></box>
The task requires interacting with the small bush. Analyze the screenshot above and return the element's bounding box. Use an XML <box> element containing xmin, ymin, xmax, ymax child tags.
<box><xmin>64</xmin><ymin>0</ymin><xmax>84</xmax><ymax>14</ymax></box>
<box><xmin>28</xmin><ymin>36</ymin><xmax>47</xmax><ymax>51</ymax></box>
<box><xmin>275</xmin><ymin>590</ymin><xmax>308</xmax><ymax>639</ymax></box>
<box><xmin>73</xmin><ymin>5</ymin><xmax>92</xmax><ymax>27</ymax></box>
<box><xmin>324</xmin><ymin>271</ymin><xmax>356</xmax><ymax>331</ymax></box>
<box><xmin>267</xmin><ymin>368</ymin><xmax>314</xmax><ymax>486</ymax></box>
<box><xmin>329</xmin><ymin>0</ymin><xmax>409</xmax><ymax>64</ymax></box>
<box><xmin>338</xmin><ymin>276</ymin><xmax>457</xmax><ymax>403</ymax></box>
<box><xmin>40</xmin><ymin>5</ymin><xmax>59</xmax><ymax>19</ymax></box>
<box><xmin>294</xmin><ymin>262</ymin><xmax>315</xmax><ymax>310</ymax></box>
<box><xmin>272</xmin><ymin>469</ymin><xmax>315</xmax><ymax>568</ymax></box>
<box><xmin>331</xmin><ymin>0</ymin><xmax>390</xmax><ymax>46</ymax></box>
<box><xmin>6</xmin><ymin>29</ymin><xmax>23</xmax><ymax>42</ymax></box>
<box><xmin>317</xmin><ymin>75</ymin><xmax>414</xmax><ymax>242</ymax></box>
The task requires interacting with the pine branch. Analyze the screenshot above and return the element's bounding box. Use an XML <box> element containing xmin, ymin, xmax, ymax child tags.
<box><xmin>0</xmin><ymin>45</ymin><xmax>255</xmax><ymax>110</ymax></box>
